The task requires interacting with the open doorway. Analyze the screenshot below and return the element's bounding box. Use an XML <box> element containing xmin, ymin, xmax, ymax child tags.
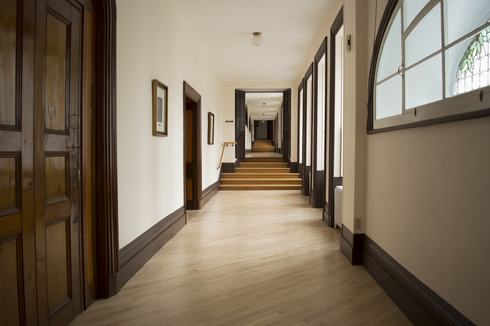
<box><xmin>183</xmin><ymin>82</ymin><xmax>202</xmax><ymax>212</ymax></box>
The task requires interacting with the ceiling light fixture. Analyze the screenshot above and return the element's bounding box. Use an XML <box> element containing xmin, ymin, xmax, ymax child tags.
<box><xmin>252</xmin><ymin>32</ymin><xmax>262</xmax><ymax>46</ymax></box>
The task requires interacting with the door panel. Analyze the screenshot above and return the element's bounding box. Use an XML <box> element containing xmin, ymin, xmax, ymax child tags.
<box><xmin>235</xmin><ymin>90</ymin><xmax>245</xmax><ymax>160</ymax></box>
<box><xmin>0</xmin><ymin>236</ymin><xmax>22</xmax><ymax>326</ymax></box>
<box><xmin>36</xmin><ymin>0</ymin><xmax>82</xmax><ymax>324</ymax></box>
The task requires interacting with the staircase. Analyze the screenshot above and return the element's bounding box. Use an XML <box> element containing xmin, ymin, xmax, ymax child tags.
<box><xmin>220</xmin><ymin>158</ymin><xmax>301</xmax><ymax>190</ymax></box>
<box><xmin>252</xmin><ymin>139</ymin><xmax>275</xmax><ymax>152</ymax></box>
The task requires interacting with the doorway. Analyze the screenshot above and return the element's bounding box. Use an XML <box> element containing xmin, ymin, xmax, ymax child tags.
<box><xmin>183</xmin><ymin>82</ymin><xmax>203</xmax><ymax>212</ymax></box>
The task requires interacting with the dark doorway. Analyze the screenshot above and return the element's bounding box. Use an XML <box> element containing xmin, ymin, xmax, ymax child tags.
<box><xmin>183</xmin><ymin>82</ymin><xmax>202</xmax><ymax>212</ymax></box>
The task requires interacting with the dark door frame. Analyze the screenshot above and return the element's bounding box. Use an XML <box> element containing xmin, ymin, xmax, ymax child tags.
<box><xmin>324</xmin><ymin>7</ymin><xmax>344</xmax><ymax>227</ymax></box>
<box><xmin>302</xmin><ymin>64</ymin><xmax>313</xmax><ymax>196</ymax></box>
<box><xmin>183</xmin><ymin>81</ymin><xmax>203</xmax><ymax>213</ymax></box>
<box><xmin>297</xmin><ymin>79</ymin><xmax>304</xmax><ymax>178</ymax></box>
<box><xmin>310</xmin><ymin>38</ymin><xmax>328</xmax><ymax>208</ymax></box>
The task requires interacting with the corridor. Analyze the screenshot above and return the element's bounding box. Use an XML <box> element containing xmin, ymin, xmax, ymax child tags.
<box><xmin>70</xmin><ymin>191</ymin><xmax>410</xmax><ymax>326</ymax></box>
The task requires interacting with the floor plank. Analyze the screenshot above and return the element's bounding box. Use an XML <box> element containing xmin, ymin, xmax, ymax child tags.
<box><xmin>70</xmin><ymin>190</ymin><xmax>411</xmax><ymax>326</ymax></box>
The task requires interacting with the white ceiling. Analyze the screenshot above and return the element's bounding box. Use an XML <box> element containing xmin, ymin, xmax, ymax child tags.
<box><xmin>173</xmin><ymin>0</ymin><xmax>337</xmax><ymax>81</ymax></box>
<box><xmin>246</xmin><ymin>92</ymin><xmax>283</xmax><ymax>121</ymax></box>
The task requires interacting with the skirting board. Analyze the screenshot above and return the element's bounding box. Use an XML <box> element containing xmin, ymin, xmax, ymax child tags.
<box><xmin>339</xmin><ymin>224</ymin><xmax>363</xmax><ymax>265</ymax></box>
<box><xmin>119</xmin><ymin>207</ymin><xmax>186</xmax><ymax>288</ymax></box>
<box><xmin>362</xmin><ymin>235</ymin><xmax>475</xmax><ymax>326</ymax></box>
<box><xmin>202</xmin><ymin>179</ymin><xmax>219</xmax><ymax>207</ymax></box>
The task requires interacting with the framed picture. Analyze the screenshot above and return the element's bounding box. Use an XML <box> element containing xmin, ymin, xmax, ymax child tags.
<box><xmin>152</xmin><ymin>79</ymin><xmax>168</xmax><ymax>137</ymax></box>
<box><xmin>208</xmin><ymin>112</ymin><xmax>214</xmax><ymax>145</ymax></box>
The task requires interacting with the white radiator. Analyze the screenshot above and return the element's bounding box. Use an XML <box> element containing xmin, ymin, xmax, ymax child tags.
<box><xmin>334</xmin><ymin>186</ymin><xmax>343</xmax><ymax>229</ymax></box>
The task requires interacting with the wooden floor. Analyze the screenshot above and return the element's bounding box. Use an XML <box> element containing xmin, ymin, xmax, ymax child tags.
<box><xmin>70</xmin><ymin>191</ymin><xmax>411</xmax><ymax>326</ymax></box>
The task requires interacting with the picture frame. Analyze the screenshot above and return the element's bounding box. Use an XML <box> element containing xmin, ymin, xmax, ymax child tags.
<box><xmin>208</xmin><ymin>112</ymin><xmax>214</xmax><ymax>145</ymax></box>
<box><xmin>152</xmin><ymin>79</ymin><xmax>168</xmax><ymax>137</ymax></box>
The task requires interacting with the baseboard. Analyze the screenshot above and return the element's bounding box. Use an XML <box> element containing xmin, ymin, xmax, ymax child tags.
<box><xmin>340</xmin><ymin>224</ymin><xmax>363</xmax><ymax>265</ymax></box>
<box><xmin>221</xmin><ymin>162</ymin><xmax>236</xmax><ymax>173</ymax></box>
<box><xmin>362</xmin><ymin>235</ymin><xmax>475</xmax><ymax>326</ymax></box>
<box><xmin>119</xmin><ymin>207</ymin><xmax>186</xmax><ymax>288</ymax></box>
<box><xmin>323</xmin><ymin>204</ymin><xmax>334</xmax><ymax>227</ymax></box>
<box><xmin>289</xmin><ymin>162</ymin><xmax>298</xmax><ymax>173</ymax></box>
<box><xmin>202</xmin><ymin>179</ymin><xmax>219</xmax><ymax>207</ymax></box>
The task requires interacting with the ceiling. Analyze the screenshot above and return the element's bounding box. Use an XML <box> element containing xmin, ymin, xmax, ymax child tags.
<box><xmin>173</xmin><ymin>0</ymin><xmax>337</xmax><ymax>81</ymax></box>
<box><xmin>246</xmin><ymin>92</ymin><xmax>283</xmax><ymax>121</ymax></box>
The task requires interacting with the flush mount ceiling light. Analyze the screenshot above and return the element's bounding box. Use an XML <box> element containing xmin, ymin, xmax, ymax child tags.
<box><xmin>252</xmin><ymin>32</ymin><xmax>262</xmax><ymax>46</ymax></box>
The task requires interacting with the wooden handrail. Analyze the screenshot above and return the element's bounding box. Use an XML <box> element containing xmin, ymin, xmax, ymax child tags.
<box><xmin>218</xmin><ymin>142</ymin><xmax>237</xmax><ymax>169</ymax></box>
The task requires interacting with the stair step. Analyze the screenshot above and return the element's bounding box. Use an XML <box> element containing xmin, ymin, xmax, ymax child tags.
<box><xmin>239</xmin><ymin>162</ymin><xmax>288</xmax><ymax>168</ymax></box>
<box><xmin>222</xmin><ymin>173</ymin><xmax>299</xmax><ymax>179</ymax></box>
<box><xmin>220</xmin><ymin>178</ymin><xmax>302</xmax><ymax>185</ymax></box>
<box><xmin>220</xmin><ymin>184</ymin><xmax>302</xmax><ymax>190</ymax></box>
<box><xmin>235</xmin><ymin>167</ymin><xmax>290</xmax><ymax>173</ymax></box>
<box><xmin>252</xmin><ymin>149</ymin><xmax>275</xmax><ymax>152</ymax></box>
<box><xmin>244</xmin><ymin>158</ymin><xmax>284</xmax><ymax>162</ymax></box>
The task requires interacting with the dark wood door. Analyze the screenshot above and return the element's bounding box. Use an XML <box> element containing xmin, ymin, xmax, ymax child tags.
<box><xmin>34</xmin><ymin>0</ymin><xmax>83</xmax><ymax>324</ymax></box>
<box><xmin>282</xmin><ymin>89</ymin><xmax>291</xmax><ymax>160</ymax></box>
<box><xmin>185</xmin><ymin>101</ymin><xmax>198</xmax><ymax>209</ymax></box>
<box><xmin>235</xmin><ymin>90</ymin><xmax>245</xmax><ymax>160</ymax></box>
<box><xmin>1</xmin><ymin>0</ymin><xmax>83</xmax><ymax>324</ymax></box>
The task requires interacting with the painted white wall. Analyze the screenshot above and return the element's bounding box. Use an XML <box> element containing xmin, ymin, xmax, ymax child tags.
<box><xmin>358</xmin><ymin>0</ymin><xmax>490</xmax><ymax>324</ymax></box>
<box><xmin>221</xmin><ymin>81</ymin><xmax>298</xmax><ymax>163</ymax></box>
<box><xmin>117</xmin><ymin>0</ymin><xmax>222</xmax><ymax>248</ymax></box>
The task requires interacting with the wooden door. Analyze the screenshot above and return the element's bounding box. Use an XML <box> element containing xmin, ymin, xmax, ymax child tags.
<box><xmin>34</xmin><ymin>0</ymin><xmax>83</xmax><ymax>324</ymax></box>
<box><xmin>282</xmin><ymin>89</ymin><xmax>291</xmax><ymax>160</ymax></box>
<box><xmin>235</xmin><ymin>90</ymin><xmax>245</xmax><ymax>160</ymax></box>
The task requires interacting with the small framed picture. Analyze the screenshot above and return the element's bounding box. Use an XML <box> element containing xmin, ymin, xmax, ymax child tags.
<box><xmin>152</xmin><ymin>79</ymin><xmax>168</xmax><ymax>137</ymax></box>
<box><xmin>208</xmin><ymin>112</ymin><xmax>214</xmax><ymax>145</ymax></box>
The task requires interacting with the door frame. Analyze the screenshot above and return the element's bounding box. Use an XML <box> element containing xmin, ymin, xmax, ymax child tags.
<box><xmin>302</xmin><ymin>64</ymin><xmax>314</xmax><ymax>196</ymax></box>
<box><xmin>183</xmin><ymin>81</ymin><xmax>203</xmax><ymax>213</ymax></box>
<box><xmin>324</xmin><ymin>7</ymin><xmax>344</xmax><ymax>227</ymax></box>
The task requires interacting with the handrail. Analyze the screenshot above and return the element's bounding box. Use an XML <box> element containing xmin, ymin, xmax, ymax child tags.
<box><xmin>218</xmin><ymin>142</ymin><xmax>237</xmax><ymax>169</ymax></box>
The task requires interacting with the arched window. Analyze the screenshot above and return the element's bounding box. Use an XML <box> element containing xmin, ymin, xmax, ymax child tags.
<box><xmin>454</xmin><ymin>26</ymin><xmax>490</xmax><ymax>95</ymax></box>
<box><xmin>368</xmin><ymin>0</ymin><xmax>490</xmax><ymax>132</ymax></box>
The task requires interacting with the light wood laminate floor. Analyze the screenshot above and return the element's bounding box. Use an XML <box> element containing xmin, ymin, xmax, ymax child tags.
<box><xmin>70</xmin><ymin>191</ymin><xmax>411</xmax><ymax>326</ymax></box>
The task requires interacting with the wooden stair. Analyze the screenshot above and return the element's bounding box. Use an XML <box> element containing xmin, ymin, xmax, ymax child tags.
<box><xmin>220</xmin><ymin>158</ymin><xmax>301</xmax><ymax>190</ymax></box>
<box><xmin>252</xmin><ymin>139</ymin><xmax>275</xmax><ymax>152</ymax></box>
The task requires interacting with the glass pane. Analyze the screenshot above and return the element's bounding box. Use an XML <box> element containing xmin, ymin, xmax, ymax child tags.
<box><xmin>377</xmin><ymin>9</ymin><xmax>402</xmax><ymax>82</ymax></box>
<box><xmin>444</xmin><ymin>0</ymin><xmax>490</xmax><ymax>45</ymax></box>
<box><xmin>446</xmin><ymin>27</ymin><xmax>490</xmax><ymax>97</ymax></box>
<box><xmin>376</xmin><ymin>75</ymin><xmax>402</xmax><ymax>119</ymax></box>
<box><xmin>405</xmin><ymin>54</ymin><xmax>443</xmax><ymax>109</ymax></box>
<box><xmin>403</xmin><ymin>0</ymin><xmax>430</xmax><ymax>31</ymax></box>
<box><xmin>405</xmin><ymin>3</ymin><xmax>442</xmax><ymax>67</ymax></box>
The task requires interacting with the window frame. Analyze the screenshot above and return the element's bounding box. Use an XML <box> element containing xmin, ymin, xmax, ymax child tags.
<box><xmin>367</xmin><ymin>0</ymin><xmax>490</xmax><ymax>134</ymax></box>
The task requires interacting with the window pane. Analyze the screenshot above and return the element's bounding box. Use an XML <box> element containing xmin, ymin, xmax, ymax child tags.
<box><xmin>376</xmin><ymin>75</ymin><xmax>402</xmax><ymax>119</ymax></box>
<box><xmin>377</xmin><ymin>9</ymin><xmax>402</xmax><ymax>82</ymax></box>
<box><xmin>446</xmin><ymin>27</ymin><xmax>490</xmax><ymax>97</ymax></box>
<box><xmin>405</xmin><ymin>54</ymin><xmax>443</xmax><ymax>109</ymax></box>
<box><xmin>403</xmin><ymin>0</ymin><xmax>430</xmax><ymax>31</ymax></box>
<box><xmin>444</xmin><ymin>0</ymin><xmax>490</xmax><ymax>45</ymax></box>
<box><xmin>405</xmin><ymin>3</ymin><xmax>442</xmax><ymax>67</ymax></box>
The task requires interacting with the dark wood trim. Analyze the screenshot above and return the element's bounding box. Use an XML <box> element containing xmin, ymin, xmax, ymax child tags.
<box><xmin>119</xmin><ymin>207</ymin><xmax>186</xmax><ymax>288</ymax></box>
<box><xmin>367</xmin><ymin>0</ymin><xmax>398</xmax><ymax>133</ymax></box>
<box><xmin>310</xmin><ymin>37</ymin><xmax>327</xmax><ymax>209</ymax></box>
<box><xmin>301</xmin><ymin>64</ymin><xmax>313</xmax><ymax>196</ymax></box>
<box><xmin>340</xmin><ymin>224</ymin><xmax>362</xmax><ymax>265</ymax></box>
<box><xmin>368</xmin><ymin>107</ymin><xmax>490</xmax><ymax>134</ymax></box>
<box><xmin>326</xmin><ymin>7</ymin><xmax>343</xmax><ymax>227</ymax></box>
<box><xmin>362</xmin><ymin>235</ymin><xmax>476</xmax><ymax>326</ymax></box>
<box><xmin>289</xmin><ymin>162</ymin><xmax>298</xmax><ymax>173</ymax></box>
<box><xmin>298</xmin><ymin>163</ymin><xmax>303</xmax><ymax>178</ymax></box>
<box><xmin>202</xmin><ymin>179</ymin><xmax>219</xmax><ymax>207</ymax></box>
<box><xmin>297</xmin><ymin>79</ymin><xmax>304</xmax><ymax>170</ymax></box>
<box><xmin>93</xmin><ymin>0</ymin><xmax>119</xmax><ymax>299</ymax></box>
<box><xmin>183</xmin><ymin>81</ymin><xmax>203</xmax><ymax>212</ymax></box>
<box><xmin>323</xmin><ymin>205</ymin><xmax>332</xmax><ymax>225</ymax></box>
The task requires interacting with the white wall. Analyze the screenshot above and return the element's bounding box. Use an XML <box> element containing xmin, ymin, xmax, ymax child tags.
<box><xmin>221</xmin><ymin>81</ymin><xmax>298</xmax><ymax>163</ymax></box>
<box><xmin>117</xmin><ymin>0</ymin><xmax>222</xmax><ymax>248</ymax></box>
<box><xmin>354</xmin><ymin>0</ymin><xmax>490</xmax><ymax>324</ymax></box>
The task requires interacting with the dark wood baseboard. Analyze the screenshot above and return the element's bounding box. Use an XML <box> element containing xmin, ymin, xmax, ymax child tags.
<box><xmin>323</xmin><ymin>205</ymin><xmax>334</xmax><ymax>227</ymax></box>
<box><xmin>340</xmin><ymin>224</ymin><xmax>363</xmax><ymax>265</ymax></box>
<box><xmin>289</xmin><ymin>162</ymin><xmax>298</xmax><ymax>173</ymax></box>
<box><xmin>362</xmin><ymin>235</ymin><xmax>475</xmax><ymax>326</ymax></box>
<box><xmin>202</xmin><ymin>179</ymin><xmax>219</xmax><ymax>207</ymax></box>
<box><xmin>119</xmin><ymin>207</ymin><xmax>186</xmax><ymax>289</ymax></box>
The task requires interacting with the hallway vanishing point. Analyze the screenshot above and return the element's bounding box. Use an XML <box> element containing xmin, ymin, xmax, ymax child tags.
<box><xmin>70</xmin><ymin>191</ymin><xmax>411</xmax><ymax>326</ymax></box>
